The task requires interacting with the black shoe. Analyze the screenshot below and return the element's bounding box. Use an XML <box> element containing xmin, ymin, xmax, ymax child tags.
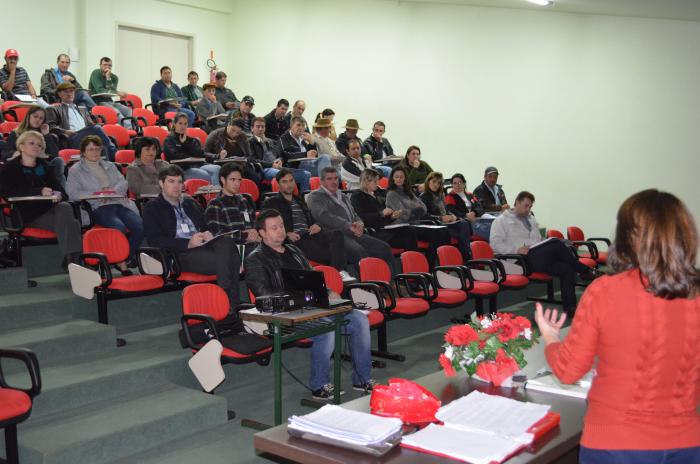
<box><xmin>311</xmin><ymin>383</ymin><xmax>345</xmax><ymax>401</ymax></box>
<box><xmin>352</xmin><ymin>379</ymin><xmax>377</xmax><ymax>394</ymax></box>
<box><xmin>579</xmin><ymin>268</ymin><xmax>603</xmax><ymax>282</ymax></box>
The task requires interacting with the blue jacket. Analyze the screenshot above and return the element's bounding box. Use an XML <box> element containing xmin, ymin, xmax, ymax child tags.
<box><xmin>150</xmin><ymin>80</ymin><xmax>186</xmax><ymax>116</ymax></box>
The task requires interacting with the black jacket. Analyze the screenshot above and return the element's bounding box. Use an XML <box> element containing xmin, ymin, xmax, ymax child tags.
<box><xmin>362</xmin><ymin>136</ymin><xmax>394</xmax><ymax>161</ymax></box>
<box><xmin>2</xmin><ymin>131</ymin><xmax>60</xmax><ymax>161</ymax></box>
<box><xmin>473</xmin><ymin>181</ymin><xmax>507</xmax><ymax>212</ymax></box>
<box><xmin>0</xmin><ymin>157</ymin><xmax>67</xmax><ymax>223</ymax></box>
<box><xmin>335</xmin><ymin>132</ymin><xmax>361</xmax><ymax>156</ymax></box>
<box><xmin>263</xmin><ymin>110</ymin><xmax>289</xmax><ymax>140</ymax></box>
<box><xmin>446</xmin><ymin>192</ymin><xmax>485</xmax><ymax>218</ymax></box>
<box><xmin>279</xmin><ymin>131</ymin><xmax>317</xmax><ymax>164</ymax></box>
<box><xmin>143</xmin><ymin>194</ymin><xmax>208</xmax><ymax>252</ymax></box>
<box><xmin>163</xmin><ymin>134</ymin><xmax>204</xmax><ymax>162</ymax></box>
<box><xmin>419</xmin><ymin>191</ymin><xmax>447</xmax><ymax>218</ymax></box>
<box><xmin>350</xmin><ymin>191</ymin><xmax>390</xmax><ymax>229</ymax></box>
<box><xmin>247</xmin><ymin>135</ymin><xmax>279</xmax><ymax>168</ymax></box>
<box><xmin>261</xmin><ymin>193</ymin><xmax>315</xmax><ymax>233</ymax></box>
<box><xmin>245</xmin><ymin>242</ymin><xmax>310</xmax><ymax>297</ymax></box>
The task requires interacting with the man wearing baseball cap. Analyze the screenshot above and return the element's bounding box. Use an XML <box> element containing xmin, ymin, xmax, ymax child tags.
<box><xmin>0</xmin><ymin>49</ymin><xmax>49</xmax><ymax>108</ymax></box>
<box><xmin>231</xmin><ymin>95</ymin><xmax>255</xmax><ymax>134</ymax></box>
<box><xmin>473</xmin><ymin>166</ymin><xmax>510</xmax><ymax>212</ymax></box>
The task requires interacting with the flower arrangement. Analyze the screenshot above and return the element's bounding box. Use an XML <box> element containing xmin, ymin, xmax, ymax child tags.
<box><xmin>439</xmin><ymin>313</ymin><xmax>539</xmax><ymax>386</ymax></box>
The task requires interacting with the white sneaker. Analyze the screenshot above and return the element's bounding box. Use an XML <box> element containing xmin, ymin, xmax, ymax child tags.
<box><xmin>339</xmin><ymin>270</ymin><xmax>355</xmax><ymax>282</ymax></box>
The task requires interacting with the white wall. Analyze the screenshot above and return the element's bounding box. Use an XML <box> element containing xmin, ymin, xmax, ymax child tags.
<box><xmin>2</xmin><ymin>0</ymin><xmax>699</xmax><ymax>244</ymax></box>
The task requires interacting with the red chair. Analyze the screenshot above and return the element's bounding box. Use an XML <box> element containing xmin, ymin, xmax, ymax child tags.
<box><xmin>120</xmin><ymin>93</ymin><xmax>143</xmax><ymax>109</ymax></box>
<box><xmin>0</xmin><ymin>348</ymin><xmax>41</xmax><ymax>464</ymax></box>
<box><xmin>102</xmin><ymin>124</ymin><xmax>132</xmax><ymax>148</ymax></box>
<box><xmin>132</xmin><ymin>108</ymin><xmax>159</xmax><ymax>128</ymax></box>
<box><xmin>239</xmin><ymin>179</ymin><xmax>260</xmax><ymax>205</ymax></box>
<box><xmin>58</xmin><ymin>149</ymin><xmax>81</xmax><ymax>164</ymax></box>
<box><xmin>92</xmin><ymin>106</ymin><xmax>138</xmax><ymax>137</ymax></box>
<box><xmin>470</xmin><ymin>241</ymin><xmax>530</xmax><ymax>291</ymax></box>
<box><xmin>184</xmin><ymin>178</ymin><xmax>210</xmax><ymax>196</ymax></box>
<box><xmin>547</xmin><ymin>229</ymin><xmax>597</xmax><ymax>269</ymax></box>
<box><xmin>143</xmin><ymin>126</ymin><xmax>168</xmax><ymax>148</ymax></box>
<box><xmin>309</xmin><ymin>177</ymin><xmax>321</xmax><ymax>191</ymax></box>
<box><xmin>79</xmin><ymin>228</ymin><xmax>169</xmax><ymax>331</ymax></box>
<box><xmin>400</xmin><ymin>251</ymin><xmax>467</xmax><ymax>307</ymax></box>
<box><xmin>0</xmin><ymin>197</ymin><xmax>58</xmax><ymax>271</ymax></box>
<box><xmin>1</xmin><ymin>101</ymin><xmax>29</xmax><ymax>123</ymax></box>
<box><xmin>437</xmin><ymin>245</ymin><xmax>500</xmax><ymax>317</ymax></box>
<box><xmin>186</xmin><ymin>127</ymin><xmax>208</xmax><ymax>147</ymax></box>
<box><xmin>0</xmin><ymin>121</ymin><xmax>19</xmax><ymax>137</ymax></box>
<box><xmin>567</xmin><ymin>226</ymin><xmax>609</xmax><ymax>265</ymax></box>
<box><xmin>115</xmin><ymin>149</ymin><xmax>135</xmax><ymax>165</ymax></box>
<box><xmin>159</xmin><ymin>111</ymin><xmax>178</xmax><ymax>129</ymax></box>
<box><xmin>377</xmin><ymin>177</ymin><xmax>388</xmax><ymax>190</ymax></box>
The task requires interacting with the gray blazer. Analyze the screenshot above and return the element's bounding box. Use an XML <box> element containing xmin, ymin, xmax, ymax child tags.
<box><xmin>66</xmin><ymin>158</ymin><xmax>139</xmax><ymax>214</ymax></box>
<box><xmin>306</xmin><ymin>187</ymin><xmax>362</xmax><ymax>237</ymax></box>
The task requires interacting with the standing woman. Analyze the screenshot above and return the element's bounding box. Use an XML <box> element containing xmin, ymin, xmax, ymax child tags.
<box><xmin>399</xmin><ymin>145</ymin><xmax>433</xmax><ymax>192</ymax></box>
<box><xmin>536</xmin><ymin>189</ymin><xmax>700</xmax><ymax>464</ymax></box>
<box><xmin>420</xmin><ymin>172</ymin><xmax>473</xmax><ymax>260</ymax></box>
<box><xmin>66</xmin><ymin>136</ymin><xmax>143</xmax><ymax>272</ymax></box>
<box><xmin>385</xmin><ymin>166</ymin><xmax>451</xmax><ymax>265</ymax></box>
<box><xmin>163</xmin><ymin>112</ymin><xmax>220</xmax><ymax>185</ymax></box>
<box><xmin>447</xmin><ymin>173</ymin><xmax>492</xmax><ymax>240</ymax></box>
<box><xmin>0</xmin><ymin>130</ymin><xmax>82</xmax><ymax>268</ymax></box>
<box><xmin>2</xmin><ymin>105</ymin><xmax>65</xmax><ymax>187</ymax></box>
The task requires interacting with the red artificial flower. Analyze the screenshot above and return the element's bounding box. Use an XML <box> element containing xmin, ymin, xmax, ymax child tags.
<box><xmin>513</xmin><ymin>316</ymin><xmax>531</xmax><ymax>331</ymax></box>
<box><xmin>475</xmin><ymin>349</ymin><xmax>519</xmax><ymax>386</ymax></box>
<box><xmin>439</xmin><ymin>353</ymin><xmax>456</xmax><ymax>377</ymax></box>
<box><xmin>444</xmin><ymin>324</ymin><xmax>479</xmax><ymax>346</ymax></box>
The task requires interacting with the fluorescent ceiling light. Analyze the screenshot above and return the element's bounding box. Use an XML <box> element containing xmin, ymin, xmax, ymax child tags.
<box><xmin>525</xmin><ymin>0</ymin><xmax>553</xmax><ymax>6</ymax></box>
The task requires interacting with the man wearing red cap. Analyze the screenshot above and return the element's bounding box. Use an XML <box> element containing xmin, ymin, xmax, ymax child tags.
<box><xmin>0</xmin><ymin>49</ymin><xmax>48</xmax><ymax>108</ymax></box>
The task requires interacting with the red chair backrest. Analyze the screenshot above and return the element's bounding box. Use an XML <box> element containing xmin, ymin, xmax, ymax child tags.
<box><xmin>122</xmin><ymin>93</ymin><xmax>143</xmax><ymax>109</ymax></box>
<box><xmin>184</xmin><ymin>178</ymin><xmax>210</xmax><ymax>196</ymax></box>
<box><xmin>59</xmin><ymin>149</ymin><xmax>81</xmax><ymax>163</ymax></box>
<box><xmin>91</xmin><ymin>106</ymin><xmax>118</xmax><ymax>125</ymax></box>
<box><xmin>239</xmin><ymin>179</ymin><xmax>259</xmax><ymax>203</ymax></box>
<box><xmin>400</xmin><ymin>251</ymin><xmax>429</xmax><ymax>273</ymax></box>
<box><xmin>471</xmin><ymin>241</ymin><xmax>495</xmax><ymax>260</ymax></box>
<box><xmin>143</xmin><ymin>126</ymin><xmax>168</xmax><ymax>146</ymax></box>
<box><xmin>309</xmin><ymin>177</ymin><xmax>321</xmax><ymax>191</ymax></box>
<box><xmin>378</xmin><ymin>177</ymin><xmax>389</xmax><ymax>190</ymax></box>
<box><xmin>186</xmin><ymin>127</ymin><xmax>208</xmax><ymax>147</ymax></box>
<box><xmin>444</xmin><ymin>195</ymin><xmax>457</xmax><ymax>206</ymax></box>
<box><xmin>271</xmin><ymin>178</ymin><xmax>299</xmax><ymax>196</ymax></box>
<box><xmin>83</xmin><ymin>228</ymin><xmax>130</xmax><ymax>265</ymax></box>
<box><xmin>547</xmin><ymin>229</ymin><xmax>565</xmax><ymax>239</ymax></box>
<box><xmin>314</xmin><ymin>265</ymin><xmax>343</xmax><ymax>295</ymax></box>
<box><xmin>359</xmin><ymin>257</ymin><xmax>391</xmax><ymax>283</ymax></box>
<box><xmin>437</xmin><ymin>245</ymin><xmax>463</xmax><ymax>266</ymax></box>
<box><xmin>182</xmin><ymin>283</ymin><xmax>230</xmax><ymax>323</ymax></box>
<box><xmin>115</xmin><ymin>149</ymin><xmax>135</xmax><ymax>165</ymax></box>
<box><xmin>102</xmin><ymin>124</ymin><xmax>131</xmax><ymax>148</ymax></box>
<box><xmin>0</xmin><ymin>121</ymin><xmax>19</xmax><ymax>135</ymax></box>
<box><xmin>133</xmin><ymin>108</ymin><xmax>158</xmax><ymax>127</ymax></box>
<box><xmin>2</xmin><ymin>101</ymin><xmax>29</xmax><ymax>122</ymax></box>
<box><xmin>567</xmin><ymin>226</ymin><xmax>585</xmax><ymax>242</ymax></box>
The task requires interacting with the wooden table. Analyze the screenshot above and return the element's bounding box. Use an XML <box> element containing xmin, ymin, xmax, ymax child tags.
<box><xmin>240</xmin><ymin>305</ymin><xmax>352</xmax><ymax>427</ymax></box>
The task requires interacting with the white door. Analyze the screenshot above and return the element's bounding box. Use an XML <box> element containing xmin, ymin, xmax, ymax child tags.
<box><xmin>116</xmin><ymin>26</ymin><xmax>192</xmax><ymax>106</ymax></box>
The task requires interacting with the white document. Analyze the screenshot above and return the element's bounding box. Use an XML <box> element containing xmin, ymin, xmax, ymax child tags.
<box><xmin>529</xmin><ymin>237</ymin><xmax>558</xmax><ymax>250</ymax></box>
<box><xmin>526</xmin><ymin>371</ymin><xmax>593</xmax><ymax>399</ymax></box>
<box><xmin>14</xmin><ymin>94</ymin><xmax>36</xmax><ymax>103</ymax></box>
<box><xmin>382</xmin><ymin>223</ymin><xmax>409</xmax><ymax>229</ymax></box>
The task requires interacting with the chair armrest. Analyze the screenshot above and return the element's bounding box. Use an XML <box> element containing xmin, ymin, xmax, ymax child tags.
<box><xmin>346</xmin><ymin>282</ymin><xmax>388</xmax><ymax>313</ymax></box>
<box><xmin>120</xmin><ymin>116</ymin><xmax>139</xmax><ymax>132</ymax></box>
<box><xmin>0</xmin><ymin>201</ymin><xmax>25</xmax><ymax>233</ymax></box>
<box><xmin>571</xmin><ymin>240</ymin><xmax>599</xmax><ymax>261</ymax></box>
<box><xmin>79</xmin><ymin>252</ymin><xmax>112</xmax><ymax>287</ymax></box>
<box><xmin>136</xmin><ymin>246</ymin><xmax>170</xmax><ymax>278</ymax></box>
<box><xmin>71</xmin><ymin>200</ymin><xmax>95</xmax><ymax>230</ymax></box>
<box><xmin>180</xmin><ymin>314</ymin><xmax>219</xmax><ymax>350</ymax></box>
<box><xmin>495</xmin><ymin>253</ymin><xmax>530</xmax><ymax>275</ymax></box>
<box><xmin>394</xmin><ymin>273</ymin><xmax>433</xmax><ymax>300</ymax></box>
<box><xmin>587</xmin><ymin>237</ymin><xmax>611</xmax><ymax>247</ymax></box>
<box><xmin>466</xmin><ymin>259</ymin><xmax>503</xmax><ymax>284</ymax></box>
<box><xmin>355</xmin><ymin>280</ymin><xmax>396</xmax><ymax>311</ymax></box>
<box><xmin>433</xmin><ymin>265</ymin><xmax>472</xmax><ymax>291</ymax></box>
<box><xmin>0</xmin><ymin>348</ymin><xmax>41</xmax><ymax>397</ymax></box>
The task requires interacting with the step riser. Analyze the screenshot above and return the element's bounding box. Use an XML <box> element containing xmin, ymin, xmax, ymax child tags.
<box><xmin>0</xmin><ymin>267</ymin><xmax>29</xmax><ymax>293</ymax></box>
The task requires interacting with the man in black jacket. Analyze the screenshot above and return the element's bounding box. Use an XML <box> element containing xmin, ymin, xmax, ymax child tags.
<box><xmin>262</xmin><ymin>98</ymin><xmax>289</xmax><ymax>140</ymax></box>
<box><xmin>473</xmin><ymin>166</ymin><xmax>509</xmax><ymax>213</ymax></box>
<box><xmin>143</xmin><ymin>165</ymin><xmax>241</xmax><ymax>308</ymax></box>
<box><xmin>245</xmin><ymin>209</ymin><xmax>373</xmax><ymax>399</ymax></box>
<box><xmin>262</xmin><ymin>168</ymin><xmax>350</xmax><ymax>280</ymax></box>
<box><xmin>251</xmin><ymin>118</ymin><xmax>310</xmax><ymax>192</ymax></box>
<box><xmin>279</xmin><ymin>116</ymin><xmax>330</xmax><ymax>176</ymax></box>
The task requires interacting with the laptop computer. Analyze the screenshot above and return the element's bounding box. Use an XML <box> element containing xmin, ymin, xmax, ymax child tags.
<box><xmin>281</xmin><ymin>268</ymin><xmax>351</xmax><ymax>309</ymax></box>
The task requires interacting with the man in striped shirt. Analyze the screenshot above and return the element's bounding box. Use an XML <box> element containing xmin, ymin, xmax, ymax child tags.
<box><xmin>0</xmin><ymin>49</ymin><xmax>49</xmax><ymax>108</ymax></box>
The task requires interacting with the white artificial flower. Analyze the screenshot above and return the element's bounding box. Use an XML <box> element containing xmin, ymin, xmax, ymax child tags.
<box><xmin>523</xmin><ymin>328</ymin><xmax>532</xmax><ymax>340</ymax></box>
<box><xmin>480</xmin><ymin>318</ymin><xmax>492</xmax><ymax>329</ymax></box>
<box><xmin>445</xmin><ymin>346</ymin><xmax>454</xmax><ymax>360</ymax></box>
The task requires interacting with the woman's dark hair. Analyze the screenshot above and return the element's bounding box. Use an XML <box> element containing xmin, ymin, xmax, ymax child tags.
<box><xmin>80</xmin><ymin>135</ymin><xmax>103</xmax><ymax>153</ymax></box>
<box><xmin>451</xmin><ymin>173</ymin><xmax>466</xmax><ymax>184</ymax></box>
<box><xmin>17</xmin><ymin>105</ymin><xmax>45</xmax><ymax>134</ymax></box>
<box><xmin>170</xmin><ymin>113</ymin><xmax>189</xmax><ymax>134</ymax></box>
<box><xmin>315</xmin><ymin>108</ymin><xmax>335</xmax><ymax>121</ymax></box>
<box><xmin>405</xmin><ymin>145</ymin><xmax>421</xmax><ymax>157</ymax></box>
<box><xmin>423</xmin><ymin>171</ymin><xmax>444</xmax><ymax>198</ymax></box>
<box><xmin>388</xmin><ymin>165</ymin><xmax>415</xmax><ymax>198</ymax></box>
<box><xmin>609</xmin><ymin>189</ymin><xmax>698</xmax><ymax>299</ymax></box>
<box><xmin>134</xmin><ymin>137</ymin><xmax>159</xmax><ymax>159</ymax></box>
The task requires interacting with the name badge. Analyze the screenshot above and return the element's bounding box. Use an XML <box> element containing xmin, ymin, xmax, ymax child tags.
<box><xmin>181</xmin><ymin>223</ymin><xmax>190</xmax><ymax>233</ymax></box>
<box><xmin>243</xmin><ymin>211</ymin><xmax>250</xmax><ymax>223</ymax></box>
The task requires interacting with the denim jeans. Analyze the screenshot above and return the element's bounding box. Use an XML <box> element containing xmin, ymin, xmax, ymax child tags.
<box><xmin>92</xmin><ymin>204</ymin><xmax>144</xmax><ymax>261</ymax></box>
<box><xmin>472</xmin><ymin>218</ymin><xmax>494</xmax><ymax>241</ymax></box>
<box><xmin>309</xmin><ymin>309</ymin><xmax>372</xmax><ymax>391</ymax></box>
<box><xmin>579</xmin><ymin>446</ymin><xmax>700</xmax><ymax>464</ymax></box>
<box><xmin>264</xmin><ymin>167</ymin><xmax>311</xmax><ymax>192</ymax></box>
<box><xmin>298</xmin><ymin>154</ymin><xmax>332</xmax><ymax>177</ymax></box>
<box><xmin>374</xmin><ymin>165</ymin><xmax>392</xmax><ymax>179</ymax></box>
<box><xmin>75</xmin><ymin>90</ymin><xmax>97</xmax><ymax>110</ymax></box>
<box><xmin>185</xmin><ymin>165</ymin><xmax>221</xmax><ymax>186</ymax></box>
<box><xmin>163</xmin><ymin>106</ymin><xmax>195</xmax><ymax>126</ymax></box>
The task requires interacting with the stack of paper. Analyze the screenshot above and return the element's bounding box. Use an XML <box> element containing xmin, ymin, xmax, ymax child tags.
<box><xmin>401</xmin><ymin>391</ymin><xmax>550</xmax><ymax>464</ymax></box>
<box><xmin>288</xmin><ymin>404</ymin><xmax>402</xmax><ymax>447</ymax></box>
<box><xmin>526</xmin><ymin>371</ymin><xmax>594</xmax><ymax>399</ymax></box>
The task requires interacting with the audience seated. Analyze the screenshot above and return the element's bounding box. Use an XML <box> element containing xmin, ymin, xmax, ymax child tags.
<box><xmin>164</xmin><ymin>112</ymin><xmax>220</xmax><ymax>184</ymax></box>
<box><xmin>314</xmin><ymin>108</ymin><xmax>337</xmax><ymax>140</ymax></box>
<box><xmin>279</xmin><ymin>116</ymin><xmax>330</xmax><ymax>177</ymax></box>
<box><xmin>230</xmin><ymin>96</ymin><xmax>255</xmax><ymax>134</ymax></box>
<box><xmin>40</xmin><ymin>53</ymin><xmax>96</xmax><ymax>108</ymax></box>
<box><xmin>284</xmin><ymin>100</ymin><xmax>307</xmax><ymax>130</ymax></box>
<box><xmin>203</xmin><ymin>117</ymin><xmax>260</xmax><ymax>183</ymax></box>
<box><xmin>399</xmin><ymin>145</ymin><xmax>433</xmax><ymax>191</ymax></box>
<box><xmin>306</xmin><ymin>167</ymin><xmax>395</xmax><ymax>274</ymax></box>
<box><xmin>447</xmin><ymin>173</ymin><xmax>492</xmax><ymax>240</ymax></box>
<box><xmin>143</xmin><ymin>165</ymin><xmax>242</xmax><ymax>309</ymax></box>
<box><xmin>263</xmin><ymin>98</ymin><xmax>290</xmax><ymax>140</ymax></box>
<box><xmin>249</xmin><ymin>118</ymin><xmax>310</xmax><ymax>192</ymax></box>
<box><xmin>203</xmin><ymin>163</ymin><xmax>260</xmax><ymax>256</ymax></box>
<box><xmin>262</xmin><ymin>168</ymin><xmax>350</xmax><ymax>278</ymax></box>
<box><xmin>420</xmin><ymin>172</ymin><xmax>473</xmax><ymax>260</ymax></box>
<box><xmin>214</xmin><ymin>71</ymin><xmax>239</xmax><ymax>112</ymax></box>
<box><xmin>66</xmin><ymin>136</ymin><xmax>143</xmax><ymax>271</ymax></box>
<box><xmin>362</xmin><ymin>120</ymin><xmax>393</xmax><ymax>178</ymax></box>
<box><xmin>0</xmin><ymin>49</ymin><xmax>48</xmax><ymax>108</ymax></box>
<box><xmin>0</xmin><ymin>130</ymin><xmax>82</xmax><ymax>269</ymax></box>
<box><xmin>312</xmin><ymin>117</ymin><xmax>344</xmax><ymax>168</ymax></box>
<box><xmin>245</xmin><ymin>209</ymin><xmax>374</xmax><ymax>399</ymax></box>
<box><xmin>150</xmin><ymin>66</ymin><xmax>195</xmax><ymax>126</ymax></box>
<box><xmin>181</xmin><ymin>71</ymin><xmax>203</xmax><ymax>107</ymax></box>
<box><xmin>46</xmin><ymin>82</ymin><xmax>116</xmax><ymax>161</ymax></box>
<box><xmin>490</xmin><ymin>191</ymin><xmax>598</xmax><ymax>316</ymax></box>
<box><xmin>88</xmin><ymin>57</ymin><xmax>133</xmax><ymax>128</ymax></box>
<box><xmin>126</xmin><ymin>137</ymin><xmax>170</xmax><ymax>197</ymax></box>
<box><xmin>334</xmin><ymin>118</ymin><xmax>362</xmax><ymax>155</ymax></box>
<box><xmin>341</xmin><ymin>139</ymin><xmax>374</xmax><ymax>190</ymax></box>
<box><xmin>1</xmin><ymin>105</ymin><xmax>65</xmax><ymax>188</ymax></box>
<box><xmin>196</xmin><ymin>83</ymin><xmax>227</xmax><ymax>131</ymax></box>
<box><xmin>384</xmin><ymin>166</ymin><xmax>451</xmax><ymax>265</ymax></box>
<box><xmin>473</xmin><ymin>166</ymin><xmax>509</xmax><ymax>212</ymax></box>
